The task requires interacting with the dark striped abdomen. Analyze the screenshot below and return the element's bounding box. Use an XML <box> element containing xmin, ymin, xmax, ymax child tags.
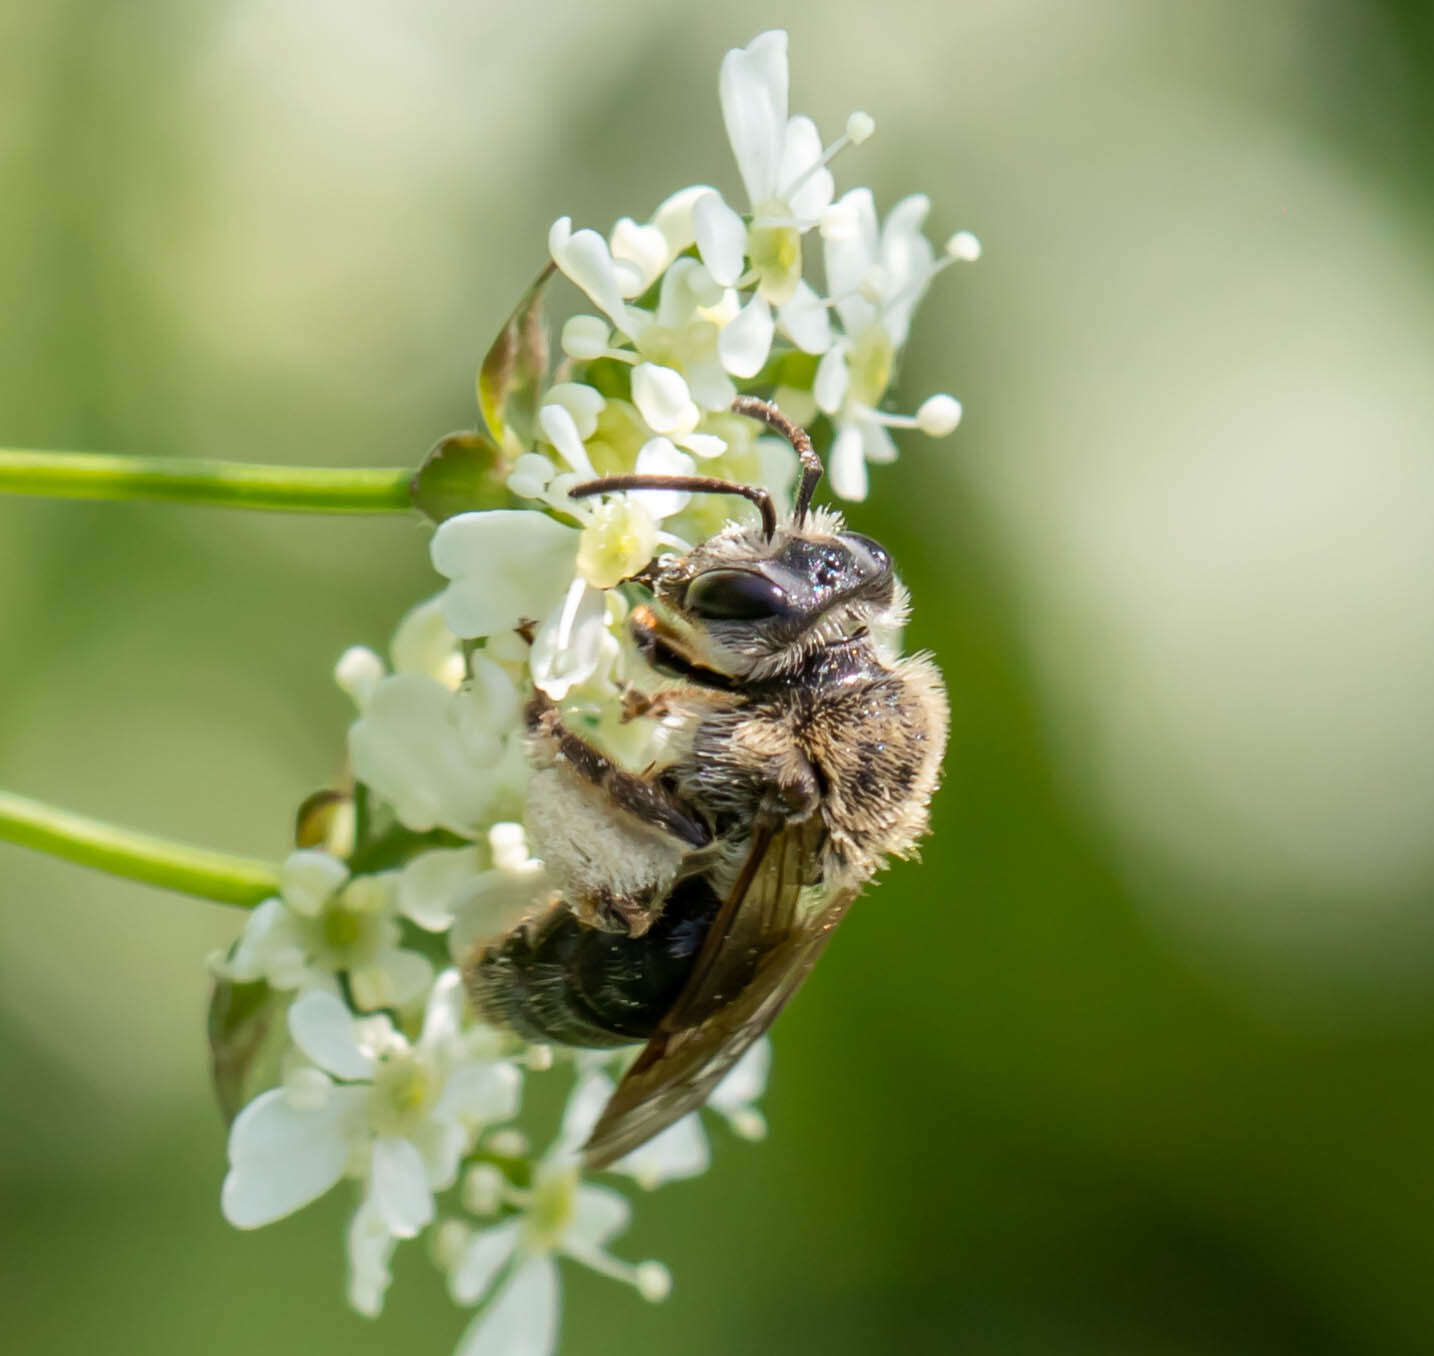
<box><xmin>466</xmin><ymin>875</ymin><xmax>720</xmax><ymax>1047</ymax></box>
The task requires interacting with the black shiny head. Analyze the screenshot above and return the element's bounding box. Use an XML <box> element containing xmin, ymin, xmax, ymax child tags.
<box><xmin>677</xmin><ymin>527</ymin><xmax>895</xmax><ymax>635</ymax></box>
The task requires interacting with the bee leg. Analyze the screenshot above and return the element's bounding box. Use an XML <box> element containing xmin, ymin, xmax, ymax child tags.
<box><xmin>525</xmin><ymin>690</ymin><xmax>710</xmax><ymax>850</ymax></box>
<box><xmin>617</xmin><ymin>684</ymin><xmax>685</xmax><ymax>723</ymax></box>
<box><xmin>628</xmin><ymin>605</ymin><xmax>738</xmax><ymax>692</ymax></box>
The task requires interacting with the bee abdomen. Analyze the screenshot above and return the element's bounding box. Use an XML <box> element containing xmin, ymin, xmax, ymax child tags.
<box><xmin>465</xmin><ymin>875</ymin><xmax>721</xmax><ymax>1048</ymax></box>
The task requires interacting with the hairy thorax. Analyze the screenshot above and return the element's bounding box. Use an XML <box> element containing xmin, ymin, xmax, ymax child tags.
<box><xmin>676</xmin><ymin>636</ymin><xmax>948</xmax><ymax>889</ymax></box>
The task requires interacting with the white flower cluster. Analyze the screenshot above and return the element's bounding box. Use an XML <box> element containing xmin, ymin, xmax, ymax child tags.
<box><xmin>211</xmin><ymin>28</ymin><xmax>972</xmax><ymax>1356</ymax></box>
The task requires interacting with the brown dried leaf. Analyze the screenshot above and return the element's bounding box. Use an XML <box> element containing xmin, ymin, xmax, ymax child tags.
<box><xmin>478</xmin><ymin>261</ymin><xmax>556</xmax><ymax>454</ymax></box>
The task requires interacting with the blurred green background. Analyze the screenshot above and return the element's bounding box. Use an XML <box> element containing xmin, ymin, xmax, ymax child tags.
<box><xmin>4</xmin><ymin>2</ymin><xmax>1434</xmax><ymax>1352</ymax></box>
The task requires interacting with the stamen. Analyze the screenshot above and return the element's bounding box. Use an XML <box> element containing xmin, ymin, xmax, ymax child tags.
<box><xmin>485</xmin><ymin>1127</ymin><xmax>531</xmax><ymax>1158</ymax></box>
<box><xmin>636</xmin><ymin>1261</ymin><xmax>673</xmax><ymax>1303</ymax></box>
<box><xmin>570</xmin><ymin>1245</ymin><xmax>669</xmax><ymax>1301</ymax></box>
<box><xmin>461</xmin><ymin>1163</ymin><xmax>508</xmax><ymax>1216</ymax></box>
<box><xmin>727</xmin><ymin>1107</ymin><xmax>768</xmax><ymax>1141</ymax></box>
<box><xmin>946</xmin><ymin>229</ymin><xmax>982</xmax><ymax>262</ymax></box>
<box><xmin>866</xmin><ymin>394</ymin><xmax>963</xmax><ymax>437</ymax></box>
<box><xmin>780</xmin><ymin>110</ymin><xmax>876</xmax><ymax>201</ymax></box>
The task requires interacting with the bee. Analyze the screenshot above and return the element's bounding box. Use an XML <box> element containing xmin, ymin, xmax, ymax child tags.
<box><xmin>464</xmin><ymin>396</ymin><xmax>949</xmax><ymax>1168</ymax></box>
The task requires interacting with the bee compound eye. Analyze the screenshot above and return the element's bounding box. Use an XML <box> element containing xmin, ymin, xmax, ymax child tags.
<box><xmin>684</xmin><ymin>569</ymin><xmax>791</xmax><ymax>621</ymax></box>
<box><xmin>842</xmin><ymin>532</ymin><xmax>891</xmax><ymax>573</ymax></box>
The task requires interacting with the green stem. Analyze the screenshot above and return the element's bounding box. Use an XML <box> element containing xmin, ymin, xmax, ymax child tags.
<box><xmin>0</xmin><ymin>448</ymin><xmax>414</xmax><ymax>514</ymax></box>
<box><xmin>0</xmin><ymin>790</ymin><xmax>279</xmax><ymax>906</ymax></box>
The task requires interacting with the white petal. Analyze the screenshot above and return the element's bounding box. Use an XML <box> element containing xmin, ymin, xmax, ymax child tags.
<box><xmin>613</xmin><ymin>1114</ymin><xmax>711</xmax><ymax>1189</ymax></box>
<box><xmin>629</xmin><ymin>437</ymin><xmax>696</xmax><ymax>519</ymax></box>
<box><xmin>413</xmin><ymin>1117</ymin><xmax>471</xmax><ymax>1192</ymax></box>
<box><xmin>548</xmin><ymin>217</ymin><xmax>630</xmax><ymax>332</ymax></box>
<box><xmin>454</xmin><ymin>1253</ymin><xmax>559</xmax><ymax>1356</ymax></box>
<box><xmin>824</xmin><ymin>188</ymin><xmax>880</xmax><ymax>334</ymax></box>
<box><xmin>567</xmin><ymin>1183</ymin><xmax>632</xmax><ymax>1250</ymax></box>
<box><xmin>858</xmin><ymin>414</ymin><xmax>900</xmax><ymax>465</ymax></box>
<box><xmin>419</xmin><ymin>966</ymin><xmax>466</xmax><ymax>1048</ymax></box>
<box><xmin>779</xmin><ymin>115</ymin><xmax>834</xmax><ymax>223</ymax></box>
<box><xmin>778</xmin><ymin>280</ymin><xmax>832</xmax><ymax>355</ymax></box>
<box><xmin>219</xmin><ymin>897</ymin><xmax>291</xmax><ymax>982</ymax></box>
<box><xmin>346</xmin><ymin>1196</ymin><xmax>398</xmax><ymax>1318</ymax></box>
<box><xmin>348</xmin><ymin>674</ymin><xmax>504</xmax><ymax>835</ymax></box>
<box><xmin>537</xmin><ymin>404</ymin><xmax>597</xmax><ymax>479</ymax></box>
<box><xmin>878</xmin><ymin>194</ymin><xmax>936</xmax><ymax>345</ymax></box>
<box><xmin>458</xmin><ymin>655</ymin><xmax>522</xmax><ymax>764</ymax></box>
<box><xmin>692</xmin><ymin>191</ymin><xmax>748</xmax><ymax>288</ymax></box>
<box><xmin>334</xmin><ymin>646</ymin><xmax>384</xmax><ymax>709</ymax></box>
<box><xmin>390</xmin><ymin>595</ymin><xmax>462</xmax><ymax>684</ymax></box>
<box><xmin>289</xmin><ymin>990</ymin><xmax>376</xmax><ymax>1080</ymax></box>
<box><xmin>398</xmin><ymin>846</ymin><xmax>482</xmax><ymax>932</ymax></box>
<box><xmin>508</xmin><ymin>452</ymin><xmax>558</xmax><ymax>501</ymax></box>
<box><xmin>719</xmin><ymin>29</ymin><xmax>788</xmax><ymax>206</ymax></box>
<box><xmin>447</xmin><ymin>863</ymin><xmax>550</xmax><ymax>961</ymax></box>
<box><xmin>813</xmin><ymin>345</ymin><xmax>851</xmax><ymax>416</ymax></box>
<box><xmin>563</xmin><ymin>317</ymin><xmax>611</xmax><ymax>366</ymax></box>
<box><xmin>676</xmin><ymin>431</ymin><xmax>727</xmax><ymax>460</ymax></box>
<box><xmin>370</xmin><ymin>1135</ymin><xmax>434</xmax><ymax>1239</ymax></box>
<box><xmin>558</xmin><ymin>1071</ymin><xmax>614</xmax><ymax>1156</ymax></box>
<box><xmin>542</xmin><ymin>382</ymin><xmax>606</xmax><ymax>440</ymax></box>
<box><xmin>631</xmin><ymin>363</ymin><xmax>699</xmax><ymax>437</ymax></box>
<box><xmin>829</xmin><ymin>424</ymin><xmax>869</xmax><ymax>501</ymax></box>
<box><xmin>610</xmin><ymin>217</ymin><xmax>668</xmax><ymax>295</ymax></box>
<box><xmin>221</xmin><ymin>1086</ymin><xmax>365</xmax><ymax>1228</ymax></box>
<box><xmin>718</xmin><ymin>293</ymin><xmax>774</xmax><ymax>379</ymax></box>
<box><xmin>682</xmin><ymin>360</ymin><xmax>739</xmax><ymax>414</ymax></box>
<box><xmin>435</xmin><ymin>1060</ymin><xmax>523</xmax><ymax>1126</ymax></box>
<box><xmin>368</xmin><ymin>947</ymin><xmax>434</xmax><ymax>1011</ymax></box>
<box><xmin>529</xmin><ymin>581</ymin><xmax>609</xmax><ymax>700</ymax></box>
<box><xmin>449</xmin><ymin>1219</ymin><xmax>523</xmax><ymax>1306</ymax></box>
<box><xmin>710</xmin><ymin>1036</ymin><xmax>771</xmax><ymax>1109</ymax></box>
<box><xmin>654</xmin><ymin>256</ymin><xmax>704</xmax><ymax>329</ymax></box>
<box><xmin>279</xmin><ymin>849</ymin><xmax>348</xmax><ymax>918</ymax></box>
<box><xmin>431</xmin><ymin>510</ymin><xmax>580</xmax><ymax>640</ymax></box>
<box><xmin>651</xmin><ymin>183</ymin><xmax>715</xmax><ymax>260</ymax></box>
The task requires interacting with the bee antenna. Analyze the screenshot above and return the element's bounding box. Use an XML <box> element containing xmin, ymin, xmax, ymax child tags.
<box><xmin>568</xmin><ymin>475</ymin><xmax>778</xmax><ymax>540</ymax></box>
<box><xmin>731</xmin><ymin>395</ymin><xmax>822</xmax><ymax>524</ymax></box>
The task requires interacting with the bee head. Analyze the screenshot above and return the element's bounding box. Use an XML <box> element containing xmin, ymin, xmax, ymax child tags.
<box><xmin>652</xmin><ymin>512</ymin><xmax>902</xmax><ymax>680</ymax></box>
<box><xmin>568</xmin><ymin>398</ymin><xmax>906</xmax><ymax>682</ymax></box>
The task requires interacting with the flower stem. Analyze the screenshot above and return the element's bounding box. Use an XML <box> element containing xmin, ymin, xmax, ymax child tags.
<box><xmin>0</xmin><ymin>449</ymin><xmax>414</xmax><ymax>514</ymax></box>
<box><xmin>0</xmin><ymin>790</ymin><xmax>278</xmax><ymax>906</ymax></box>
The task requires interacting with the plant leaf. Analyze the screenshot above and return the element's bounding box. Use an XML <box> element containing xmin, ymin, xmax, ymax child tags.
<box><xmin>409</xmin><ymin>430</ymin><xmax>514</xmax><ymax>524</ymax></box>
<box><xmin>208</xmin><ymin>978</ymin><xmax>289</xmax><ymax>1124</ymax></box>
<box><xmin>478</xmin><ymin>261</ymin><xmax>556</xmax><ymax>454</ymax></box>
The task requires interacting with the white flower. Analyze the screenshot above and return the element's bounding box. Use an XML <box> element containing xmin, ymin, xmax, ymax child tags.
<box><xmin>335</xmin><ymin>596</ymin><xmax>467</xmax><ymax>711</ymax></box>
<box><xmin>432</xmin><ymin>477</ymin><xmax>693</xmax><ymax>702</ymax></box>
<box><xmin>221</xmin><ymin>973</ymin><xmax>522</xmax><ymax>1241</ymax></box>
<box><xmin>815</xmin><ymin>189</ymin><xmax>965</xmax><ymax>500</ymax></box>
<box><xmin>692</xmin><ymin>27</ymin><xmax>861</xmax><ymax>343</ymax></box>
<box><xmin>630</xmin><ymin>258</ymin><xmax>739</xmax><ymax>413</ymax></box>
<box><xmin>215</xmin><ymin>850</ymin><xmax>434</xmax><ymax>1012</ymax></box>
<box><xmin>348</xmin><ymin>656</ymin><xmax>530</xmax><ymax>837</ymax></box>
<box><xmin>445</xmin><ymin>1162</ymin><xmax>669</xmax><ymax>1356</ymax></box>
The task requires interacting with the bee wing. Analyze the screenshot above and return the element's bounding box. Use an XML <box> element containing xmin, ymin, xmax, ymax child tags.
<box><xmin>581</xmin><ymin>816</ymin><xmax>855</xmax><ymax>1170</ymax></box>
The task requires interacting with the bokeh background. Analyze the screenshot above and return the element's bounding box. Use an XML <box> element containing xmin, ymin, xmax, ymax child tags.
<box><xmin>4</xmin><ymin>2</ymin><xmax>1434</xmax><ymax>1352</ymax></box>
